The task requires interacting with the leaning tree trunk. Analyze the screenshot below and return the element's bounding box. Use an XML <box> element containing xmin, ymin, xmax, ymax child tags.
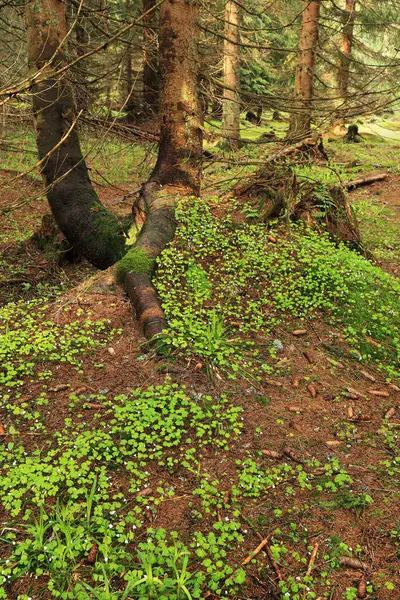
<box><xmin>222</xmin><ymin>0</ymin><xmax>241</xmax><ymax>150</ymax></box>
<box><xmin>337</xmin><ymin>0</ymin><xmax>356</xmax><ymax>107</ymax></box>
<box><xmin>116</xmin><ymin>0</ymin><xmax>203</xmax><ymax>338</ymax></box>
<box><xmin>287</xmin><ymin>0</ymin><xmax>321</xmax><ymax>142</ymax></box>
<box><xmin>142</xmin><ymin>0</ymin><xmax>159</xmax><ymax>115</ymax></box>
<box><xmin>26</xmin><ymin>0</ymin><xmax>202</xmax><ymax>340</ymax></box>
<box><xmin>25</xmin><ymin>0</ymin><xmax>129</xmax><ymax>269</ymax></box>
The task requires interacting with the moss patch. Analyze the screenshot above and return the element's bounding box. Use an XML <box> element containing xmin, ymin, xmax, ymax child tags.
<box><xmin>115</xmin><ymin>246</ymin><xmax>156</xmax><ymax>284</ymax></box>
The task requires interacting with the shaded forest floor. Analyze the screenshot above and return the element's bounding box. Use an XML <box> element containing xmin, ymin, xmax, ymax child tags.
<box><xmin>0</xmin><ymin>119</ymin><xmax>399</xmax><ymax>600</ymax></box>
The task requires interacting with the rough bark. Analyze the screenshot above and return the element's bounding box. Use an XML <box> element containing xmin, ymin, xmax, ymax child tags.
<box><xmin>74</xmin><ymin>13</ymin><xmax>90</xmax><ymax>112</ymax></box>
<box><xmin>117</xmin><ymin>0</ymin><xmax>203</xmax><ymax>339</ymax></box>
<box><xmin>222</xmin><ymin>0</ymin><xmax>241</xmax><ymax>150</ymax></box>
<box><xmin>338</xmin><ymin>0</ymin><xmax>356</xmax><ymax>103</ymax></box>
<box><xmin>25</xmin><ymin>0</ymin><xmax>129</xmax><ymax>269</ymax></box>
<box><xmin>287</xmin><ymin>0</ymin><xmax>321</xmax><ymax>141</ymax></box>
<box><xmin>142</xmin><ymin>0</ymin><xmax>159</xmax><ymax>115</ymax></box>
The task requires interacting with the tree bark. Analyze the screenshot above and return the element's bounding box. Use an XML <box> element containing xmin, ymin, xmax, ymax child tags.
<box><xmin>117</xmin><ymin>0</ymin><xmax>203</xmax><ymax>338</ymax></box>
<box><xmin>338</xmin><ymin>0</ymin><xmax>356</xmax><ymax>103</ymax></box>
<box><xmin>287</xmin><ymin>0</ymin><xmax>321</xmax><ymax>142</ymax></box>
<box><xmin>25</xmin><ymin>0</ymin><xmax>129</xmax><ymax>269</ymax></box>
<box><xmin>142</xmin><ymin>0</ymin><xmax>159</xmax><ymax>115</ymax></box>
<box><xmin>222</xmin><ymin>0</ymin><xmax>241</xmax><ymax>150</ymax></box>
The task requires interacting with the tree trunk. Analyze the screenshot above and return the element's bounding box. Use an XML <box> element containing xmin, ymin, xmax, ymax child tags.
<box><xmin>117</xmin><ymin>0</ymin><xmax>203</xmax><ymax>338</ymax></box>
<box><xmin>287</xmin><ymin>0</ymin><xmax>321</xmax><ymax>141</ymax></box>
<box><xmin>142</xmin><ymin>0</ymin><xmax>159</xmax><ymax>115</ymax></box>
<box><xmin>74</xmin><ymin>14</ymin><xmax>90</xmax><ymax>112</ymax></box>
<box><xmin>25</xmin><ymin>0</ymin><xmax>129</xmax><ymax>269</ymax></box>
<box><xmin>222</xmin><ymin>0</ymin><xmax>241</xmax><ymax>150</ymax></box>
<box><xmin>125</xmin><ymin>0</ymin><xmax>134</xmax><ymax>110</ymax></box>
<box><xmin>338</xmin><ymin>0</ymin><xmax>356</xmax><ymax>103</ymax></box>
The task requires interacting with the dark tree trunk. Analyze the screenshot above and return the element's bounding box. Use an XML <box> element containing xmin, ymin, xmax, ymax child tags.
<box><xmin>116</xmin><ymin>0</ymin><xmax>203</xmax><ymax>338</ymax></box>
<box><xmin>25</xmin><ymin>0</ymin><xmax>129</xmax><ymax>270</ymax></box>
<box><xmin>74</xmin><ymin>15</ymin><xmax>90</xmax><ymax>112</ymax></box>
<box><xmin>142</xmin><ymin>0</ymin><xmax>159</xmax><ymax>115</ymax></box>
<box><xmin>287</xmin><ymin>0</ymin><xmax>321</xmax><ymax>141</ymax></box>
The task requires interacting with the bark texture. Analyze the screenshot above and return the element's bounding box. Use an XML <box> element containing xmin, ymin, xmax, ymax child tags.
<box><xmin>143</xmin><ymin>0</ymin><xmax>159</xmax><ymax>115</ymax></box>
<box><xmin>222</xmin><ymin>0</ymin><xmax>241</xmax><ymax>150</ymax></box>
<box><xmin>287</xmin><ymin>0</ymin><xmax>321</xmax><ymax>141</ymax></box>
<box><xmin>26</xmin><ymin>0</ymin><xmax>128</xmax><ymax>269</ymax></box>
<box><xmin>338</xmin><ymin>0</ymin><xmax>356</xmax><ymax>102</ymax></box>
<box><xmin>118</xmin><ymin>0</ymin><xmax>203</xmax><ymax>338</ymax></box>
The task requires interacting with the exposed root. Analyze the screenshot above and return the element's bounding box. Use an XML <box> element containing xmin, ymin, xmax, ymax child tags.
<box><xmin>234</xmin><ymin>143</ymin><xmax>363</xmax><ymax>250</ymax></box>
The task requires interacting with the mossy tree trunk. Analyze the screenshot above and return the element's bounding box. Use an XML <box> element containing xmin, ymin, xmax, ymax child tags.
<box><xmin>26</xmin><ymin>0</ymin><xmax>202</xmax><ymax>339</ymax></box>
<box><xmin>25</xmin><ymin>0</ymin><xmax>129</xmax><ymax>269</ymax></box>
<box><xmin>222</xmin><ymin>0</ymin><xmax>241</xmax><ymax>150</ymax></box>
<box><xmin>287</xmin><ymin>0</ymin><xmax>321</xmax><ymax>142</ymax></box>
<box><xmin>117</xmin><ymin>0</ymin><xmax>203</xmax><ymax>338</ymax></box>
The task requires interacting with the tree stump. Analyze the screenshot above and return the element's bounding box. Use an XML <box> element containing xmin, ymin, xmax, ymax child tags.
<box><xmin>234</xmin><ymin>165</ymin><xmax>362</xmax><ymax>251</ymax></box>
<box><xmin>343</xmin><ymin>124</ymin><xmax>362</xmax><ymax>143</ymax></box>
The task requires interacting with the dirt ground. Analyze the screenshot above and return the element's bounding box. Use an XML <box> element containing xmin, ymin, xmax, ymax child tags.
<box><xmin>1</xmin><ymin>169</ymin><xmax>400</xmax><ymax>599</ymax></box>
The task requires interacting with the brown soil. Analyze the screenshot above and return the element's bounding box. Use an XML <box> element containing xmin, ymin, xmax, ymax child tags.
<box><xmin>1</xmin><ymin>172</ymin><xmax>399</xmax><ymax>599</ymax></box>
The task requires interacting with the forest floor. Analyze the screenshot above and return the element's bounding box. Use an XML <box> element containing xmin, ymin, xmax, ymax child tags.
<box><xmin>0</xmin><ymin>116</ymin><xmax>399</xmax><ymax>600</ymax></box>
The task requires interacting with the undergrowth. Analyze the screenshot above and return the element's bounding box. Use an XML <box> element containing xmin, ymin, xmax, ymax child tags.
<box><xmin>155</xmin><ymin>197</ymin><xmax>400</xmax><ymax>380</ymax></box>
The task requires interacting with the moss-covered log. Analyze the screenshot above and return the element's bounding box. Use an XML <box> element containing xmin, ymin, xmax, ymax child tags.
<box><xmin>26</xmin><ymin>0</ymin><xmax>129</xmax><ymax>269</ymax></box>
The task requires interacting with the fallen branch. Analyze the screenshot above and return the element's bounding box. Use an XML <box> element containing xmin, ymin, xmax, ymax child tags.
<box><xmin>306</xmin><ymin>543</ymin><xmax>319</xmax><ymax>577</ymax></box>
<box><xmin>342</xmin><ymin>173</ymin><xmax>388</xmax><ymax>190</ymax></box>
<box><xmin>241</xmin><ymin>537</ymin><xmax>271</xmax><ymax>566</ymax></box>
<box><xmin>265</xmin><ymin>544</ymin><xmax>284</xmax><ymax>581</ymax></box>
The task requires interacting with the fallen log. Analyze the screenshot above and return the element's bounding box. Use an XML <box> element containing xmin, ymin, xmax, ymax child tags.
<box><xmin>342</xmin><ymin>173</ymin><xmax>388</xmax><ymax>190</ymax></box>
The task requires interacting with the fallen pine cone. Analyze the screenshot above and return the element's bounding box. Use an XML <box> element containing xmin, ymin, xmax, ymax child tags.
<box><xmin>357</xmin><ymin>574</ymin><xmax>367</xmax><ymax>598</ymax></box>
<box><xmin>359</xmin><ymin>370</ymin><xmax>376</xmax><ymax>382</ymax></box>
<box><xmin>388</xmin><ymin>383</ymin><xmax>400</xmax><ymax>392</ymax></box>
<box><xmin>0</xmin><ymin>424</ymin><xmax>5</xmax><ymax>436</ymax></box>
<box><xmin>303</xmin><ymin>351</ymin><xmax>314</xmax><ymax>364</ymax></box>
<box><xmin>268</xmin><ymin>235</ymin><xmax>277</xmax><ymax>244</ymax></box>
<box><xmin>292</xmin><ymin>376</ymin><xmax>300</xmax><ymax>388</ymax></box>
<box><xmin>307</xmin><ymin>384</ymin><xmax>317</xmax><ymax>398</ymax></box>
<box><xmin>368</xmin><ymin>389</ymin><xmax>389</xmax><ymax>397</ymax></box>
<box><xmin>325</xmin><ymin>440</ymin><xmax>341</xmax><ymax>448</ymax></box>
<box><xmin>265</xmin><ymin>379</ymin><xmax>284</xmax><ymax>387</ymax></box>
<box><xmin>385</xmin><ymin>407</ymin><xmax>396</xmax><ymax>420</ymax></box>
<box><xmin>261</xmin><ymin>449</ymin><xmax>284</xmax><ymax>459</ymax></box>
<box><xmin>49</xmin><ymin>384</ymin><xmax>70</xmax><ymax>392</ymax></box>
<box><xmin>87</xmin><ymin>542</ymin><xmax>98</xmax><ymax>564</ymax></box>
<box><xmin>340</xmin><ymin>557</ymin><xmax>369</xmax><ymax>571</ymax></box>
<box><xmin>292</xmin><ymin>329</ymin><xmax>307</xmax><ymax>336</ymax></box>
<box><xmin>326</xmin><ymin>357</ymin><xmax>345</xmax><ymax>369</ymax></box>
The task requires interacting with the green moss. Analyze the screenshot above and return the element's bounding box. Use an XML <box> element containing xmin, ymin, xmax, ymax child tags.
<box><xmin>115</xmin><ymin>246</ymin><xmax>156</xmax><ymax>284</ymax></box>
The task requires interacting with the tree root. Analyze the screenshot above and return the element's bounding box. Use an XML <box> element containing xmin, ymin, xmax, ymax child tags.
<box><xmin>235</xmin><ymin>156</ymin><xmax>363</xmax><ymax>250</ymax></box>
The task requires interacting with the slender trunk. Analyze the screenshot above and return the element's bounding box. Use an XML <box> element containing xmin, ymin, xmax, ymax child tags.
<box><xmin>142</xmin><ymin>0</ymin><xmax>159</xmax><ymax>115</ymax></box>
<box><xmin>125</xmin><ymin>0</ymin><xmax>134</xmax><ymax>109</ymax></box>
<box><xmin>222</xmin><ymin>0</ymin><xmax>241</xmax><ymax>150</ymax></box>
<box><xmin>338</xmin><ymin>0</ymin><xmax>356</xmax><ymax>102</ymax></box>
<box><xmin>287</xmin><ymin>0</ymin><xmax>321</xmax><ymax>141</ymax></box>
<box><xmin>25</xmin><ymin>0</ymin><xmax>128</xmax><ymax>269</ymax></box>
<box><xmin>118</xmin><ymin>0</ymin><xmax>203</xmax><ymax>338</ymax></box>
